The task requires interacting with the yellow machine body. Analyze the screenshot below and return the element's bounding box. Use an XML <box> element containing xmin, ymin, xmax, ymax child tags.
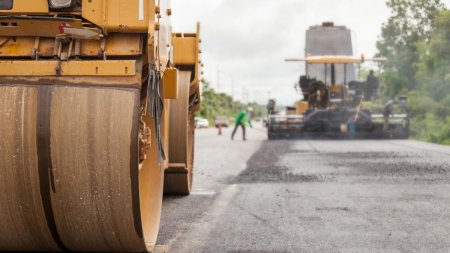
<box><xmin>0</xmin><ymin>1</ymin><xmax>197</xmax><ymax>252</ymax></box>
<box><xmin>165</xmin><ymin>23</ymin><xmax>202</xmax><ymax>195</ymax></box>
<box><xmin>163</xmin><ymin>67</ymin><xmax>179</xmax><ymax>99</ymax></box>
<box><xmin>0</xmin><ymin>0</ymin><xmax>49</xmax><ymax>14</ymax></box>
<box><xmin>172</xmin><ymin>23</ymin><xmax>202</xmax><ymax>97</ymax></box>
<box><xmin>0</xmin><ymin>60</ymin><xmax>136</xmax><ymax>76</ymax></box>
<box><xmin>0</xmin><ymin>0</ymin><xmax>171</xmax><ymax>80</ymax></box>
<box><xmin>3</xmin><ymin>0</ymin><xmax>156</xmax><ymax>33</ymax></box>
<box><xmin>296</xmin><ymin>102</ymin><xmax>309</xmax><ymax>115</ymax></box>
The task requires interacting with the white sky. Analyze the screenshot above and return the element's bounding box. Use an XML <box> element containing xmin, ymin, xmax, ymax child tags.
<box><xmin>172</xmin><ymin>0</ymin><xmax>450</xmax><ymax>106</ymax></box>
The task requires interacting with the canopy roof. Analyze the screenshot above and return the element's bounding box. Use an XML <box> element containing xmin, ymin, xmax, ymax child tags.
<box><xmin>285</xmin><ymin>55</ymin><xmax>387</xmax><ymax>64</ymax></box>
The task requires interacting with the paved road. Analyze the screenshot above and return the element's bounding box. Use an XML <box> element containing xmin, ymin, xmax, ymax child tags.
<box><xmin>155</xmin><ymin>126</ymin><xmax>450</xmax><ymax>253</ymax></box>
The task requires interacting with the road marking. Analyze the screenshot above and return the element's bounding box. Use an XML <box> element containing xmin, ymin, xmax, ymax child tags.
<box><xmin>138</xmin><ymin>0</ymin><xmax>144</xmax><ymax>21</ymax></box>
<box><xmin>190</xmin><ymin>191</ymin><xmax>216</xmax><ymax>196</ymax></box>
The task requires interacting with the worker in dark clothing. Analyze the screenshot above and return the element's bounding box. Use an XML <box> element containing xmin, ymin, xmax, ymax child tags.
<box><xmin>267</xmin><ymin>99</ymin><xmax>276</xmax><ymax>115</ymax></box>
<box><xmin>366</xmin><ymin>70</ymin><xmax>380</xmax><ymax>100</ymax></box>
<box><xmin>231</xmin><ymin>107</ymin><xmax>253</xmax><ymax>141</ymax></box>
<box><xmin>383</xmin><ymin>99</ymin><xmax>395</xmax><ymax>131</ymax></box>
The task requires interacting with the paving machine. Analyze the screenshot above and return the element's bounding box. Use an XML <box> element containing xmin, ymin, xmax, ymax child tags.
<box><xmin>267</xmin><ymin>23</ymin><xmax>409</xmax><ymax>140</ymax></box>
<box><xmin>0</xmin><ymin>1</ymin><xmax>201</xmax><ymax>252</ymax></box>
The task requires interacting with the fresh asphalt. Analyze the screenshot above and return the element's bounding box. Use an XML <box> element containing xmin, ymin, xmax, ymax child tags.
<box><xmin>155</xmin><ymin>124</ymin><xmax>450</xmax><ymax>253</ymax></box>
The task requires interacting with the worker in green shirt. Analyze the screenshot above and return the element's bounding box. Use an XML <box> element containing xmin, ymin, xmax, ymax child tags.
<box><xmin>231</xmin><ymin>107</ymin><xmax>253</xmax><ymax>141</ymax></box>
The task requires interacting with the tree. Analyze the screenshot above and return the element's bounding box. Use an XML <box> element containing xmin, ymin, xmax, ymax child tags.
<box><xmin>377</xmin><ymin>0</ymin><xmax>444</xmax><ymax>96</ymax></box>
<box><xmin>376</xmin><ymin>1</ymin><xmax>450</xmax><ymax>145</ymax></box>
<box><xmin>416</xmin><ymin>10</ymin><xmax>450</xmax><ymax>101</ymax></box>
<box><xmin>197</xmin><ymin>79</ymin><xmax>266</xmax><ymax>123</ymax></box>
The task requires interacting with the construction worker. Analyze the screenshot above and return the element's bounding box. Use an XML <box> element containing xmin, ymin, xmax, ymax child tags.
<box><xmin>267</xmin><ymin>99</ymin><xmax>276</xmax><ymax>115</ymax></box>
<box><xmin>231</xmin><ymin>107</ymin><xmax>253</xmax><ymax>141</ymax></box>
<box><xmin>383</xmin><ymin>99</ymin><xmax>395</xmax><ymax>131</ymax></box>
<box><xmin>365</xmin><ymin>70</ymin><xmax>380</xmax><ymax>100</ymax></box>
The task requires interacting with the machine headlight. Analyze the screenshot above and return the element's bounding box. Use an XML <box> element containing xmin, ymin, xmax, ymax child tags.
<box><xmin>49</xmin><ymin>0</ymin><xmax>74</xmax><ymax>9</ymax></box>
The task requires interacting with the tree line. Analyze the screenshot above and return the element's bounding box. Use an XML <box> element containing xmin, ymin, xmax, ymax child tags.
<box><xmin>377</xmin><ymin>0</ymin><xmax>450</xmax><ymax>144</ymax></box>
<box><xmin>196</xmin><ymin>81</ymin><xmax>266</xmax><ymax>124</ymax></box>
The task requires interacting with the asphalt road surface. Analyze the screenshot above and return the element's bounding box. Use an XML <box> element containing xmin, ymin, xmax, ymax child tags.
<box><xmin>155</xmin><ymin>125</ymin><xmax>450</xmax><ymax>253</ymax></box>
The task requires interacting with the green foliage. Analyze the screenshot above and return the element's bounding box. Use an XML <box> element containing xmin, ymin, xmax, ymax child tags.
<box><xmin>406</xmin><ymin>90</ymin><xmax>450</xmax><ymax>118</ymax></box>
<box><xmin>197</xmin><ymin>80</ymin><xmax>266</xmax><ymax>124</ymax></box>
<box><xmin>411</xmin><ymin>113</ymin><xmax>450</xmax><ymax>145</ymax></box>
<box><xmin>377</xmin><ymin>0</ymin><xmax>444</xmax><ymax>96</ymax></box>
<box><xmin>377</xmin><ymin>1</ymin><xmax>450</xmax><ymax>144</ymax></box>
<box><xmin>416</xmin><ymin>10</ymin><xmax>450</xmax><ymax>100</ymax></box>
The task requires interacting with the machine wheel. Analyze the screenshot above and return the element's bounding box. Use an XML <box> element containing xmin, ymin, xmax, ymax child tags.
<box><xmin>164</xmin><ymin>71</ymin><xmax>195</xmax><ymax>195</ymax></box>
<box><xmin>0</xmin><ymin>85</ymin><xmax>164</xmax><ymax>252</ymax></box>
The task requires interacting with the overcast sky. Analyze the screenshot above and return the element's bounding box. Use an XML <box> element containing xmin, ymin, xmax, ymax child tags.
<box><xmin>172</xmin><ymin>0</ymin><xmax>450</xmax><ymax>106</ymax></box>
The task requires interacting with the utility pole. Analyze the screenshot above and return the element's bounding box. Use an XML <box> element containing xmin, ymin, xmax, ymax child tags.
<box><xmin>231</xmin><ymin>80</ymin><xmax>235</xmax><ymax>114</ymax></box>
<box><xmin>217</xmin><ymin>69</ymin><xmax>221</xmax><ymax>92</ymax></box>
<box><xmin>242</xmin><ymin>88</ymin><xmax>249</xmax><ymax>105</ymax></box>
<box><xmin>217</xmin><ymin>69</ymin><xmax>221</xmax><ymax>115</ymax></box>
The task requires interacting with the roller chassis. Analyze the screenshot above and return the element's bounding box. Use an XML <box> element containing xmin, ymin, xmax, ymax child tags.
<box><xmin>0</xmin><ymin>1</ymin><xmax>202</xmax><ymax>252</ymax></box>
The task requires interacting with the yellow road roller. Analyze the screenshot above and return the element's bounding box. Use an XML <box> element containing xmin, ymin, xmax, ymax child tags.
<box><xmin>0</xmin><ymin>0</ymin><xmax>201</xmax><ymax>251</ymax></box>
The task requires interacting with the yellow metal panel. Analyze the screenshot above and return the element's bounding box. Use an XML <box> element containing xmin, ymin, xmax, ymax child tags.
<box><xmin>0</xmin><ymin>35</ymin><xmax>142</xmax><ymax>58</ymax></box>
<box><xmin>61</xmin><ymin>60</ymin><xmax>135</xmax><ymax>76</ymax></box>
<box><xmin>307</xmin><ymin>56</ymin><xmax>362</xmax><ymax>64</ymax></box>
<box><xmin>163</xmin><ymin>68</ymin><xmax>179</xmax><ymax>99</ymax></box>
<box><xmin>38</xmin><ymin>38</ymin><xmax>55</xmax><ymax>57</ymax></box>
<box><xmin>0</xmin><ymin>61</ymin><xmax>56</xmax><ymax>75</ymax></box>
<box><xmin>0</xmin><ymin>0</ymin><xmax>48</xmax><ymax>14</ymax></box>
<box><xmin>0</xmin><ymin>60</ymin><xmax>136</xmax><ymax>76</ymax></box>
<box><xmin>329</xmin><ymin>85</ymin><xmax>342</xmax><ymax>93</ymax></box>
<box><xmin>0</xmin><ymin>38</ymin><xmax>47</xmax><ymax>57</ymax></box>
<box><xmin>106</xmin><ymin>34</ymin><xmax>143</xmax><ymax>55</ymax></box>
<box><xmin>173</xmin><ymin>37</ymin><xmax>197</xmax><ymax>65</ymax></box>
<box><xmin>296</xmin><ymin>102</ymin><xmax>309</xmax><ymax>115</ymax></box>
<box><xmin>0</xmin><ymin>37</ymin><xmax>35</xmax><ymax>57</ymax></box>
<box><xmin>0</xmin><ymin>18</ymin><xmax>82</xmax><ymax>37</ymax></box>
<box><xmin>106</xmin><ymin>0</ymin><xmax>150</xmax><ymax>32</ymax></box>
<box><xmin>82</xmin><ymin>0</ymin><xmax>152</xmax><ymax>33</ymax></box>
<box><xmin>0</xmin><ymin>37</ymin><xmax>55</xmax><ymax>57</ymax></box>
<box><xmin>81</xmin><ymin>0</ymin><xmax>103</xmax><ymax>28</ymax></box>
<box><xmin>173</xmin><ymin>23</ymin><xmax>201</xmax><ymax>89</ymax></box>
<box><xmin>194</xmin><ymin>22</ymin><xmax>201</xmax><ymax>86</ymax></box>
<box><xmin>80</xmin><ymin>40</ymin><xmax>102</xmax><ymax>56</ymax></box>
<box><xmin>81</xmin><ymin>33</ymin><xmax>143</xmax><ymax>56</ymax></box>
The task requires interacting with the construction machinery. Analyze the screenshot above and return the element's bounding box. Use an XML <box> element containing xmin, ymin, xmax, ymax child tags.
<box><xmin>0</xmin><ymin>1</ymin><xmax>201</xmax><ymax>252</ymax></box>
<box><xmin>267</xmin><ymin>22</ymin><xmax>409</xmax><ymax>139</ymax></box>
<box><xmin>165</xmin><ymin>23</ymin><xmax>202</xmax><ymax>195</ymax></box>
